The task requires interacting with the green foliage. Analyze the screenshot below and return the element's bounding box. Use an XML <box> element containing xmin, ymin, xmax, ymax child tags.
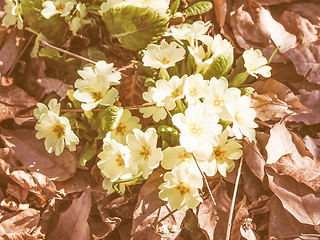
<box><xmin>170</xmin><ymin>0</ymin><xmax>180</xmax><ymax>16</ymax></box>
<box><xmin>21</xmin><ymin>0</ymin><xmax>68</xmax><ymax>44</ymax></box>
<box><xmin>157</xmin><ymin>125</ymin><xmax>180</xmax><ymax>148</ymax></box>
<box><xmin>182</xmin><ymin>1</ymin><xmax>213</xmax><ymax>17</ymax></box>
<box><xmin>79</xmin><ymin>141</ymin><xmax>97</xmax><ymax>166</ymax></box>
<box><xmin>101</xmin><ymin>5</ymin><xmax>169</xmax><ymax>51</ymax></box>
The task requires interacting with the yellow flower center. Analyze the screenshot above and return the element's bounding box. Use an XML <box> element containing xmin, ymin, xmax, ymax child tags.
<box><xmin>189</xmin><ymin>88</ymin><xmax>197</xmax><ymax>97</ymax></box>
<box><xmin>159</xmin><ymin>57</ymin><xmax>171</xmax><ymax>65</ymax></box>
<box><xmin>213</xmin><ymin>98</ymin><xmax>224</xmax><ymax>108</ymax></box>
<box><xmin>178</xmin><ymin>150</ymin><xmax>193</xmax><ymax>161</ymax></box>
<box><xmin>140</xmin><ymin>145</ymin><xmax>151</xmax><ymax>161</ymax></box>
<box><xmin>171</xmin><ymin>88</ymin><xmax>182</xmax><ymax>98</ymax></box>
<box><xmin>115</xmin><ymin>122</ymin><xmax>127</xmax><ymax>136</ymax></box>
<box><xmin>213</xmin><ymin>146</ymin><xmax>226</xmax><ymax>162</ymax></box>
<box><xmin>115</xmin><ymin>154</ymin><xmax>125</xmax><ymax>167</ymax></box>
<box><xmin>92</xmin><ymin>91</ymin><xmax>103</xmax><ymax>101</ymax></box>
<box><xmin>176</xmin><ymin>181</ymin><xmax>190</xmax><ymax>196</ymax></box>
<box><xmin>53</xmin><ymin>124</ymin><xmax>65</xmax><ymax>139</ymax></box>
<box><xmin>56</xmin><ymin>3</ymin><xmax>65</xmax><ymax>12</ymax></box>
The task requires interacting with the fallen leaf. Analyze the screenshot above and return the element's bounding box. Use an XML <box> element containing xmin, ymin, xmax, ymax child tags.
<box><xmin>213</xmin><ymin>0</ymin><xmax>227</xmax><ymax>28</ymax></box>
<box><xmin>55</xmin><ymin>170</ymin><xmax>91</xmax><ymax>194</ymax></box>
<box><xmin>268</xmin><ymin>195</ymin><xmax>317</xmax><ymax>238</ymax></box>
<box><xmin>6</xmin><ymin>183</ymin><xmax>29</xmax><ymax>202</ymax></box>
<box><xmin>251</xmin><ymin>78</ymin><xmax>309</xmax><ymax>121</ymax></box>
<box><xmin>242</xmin><ymin>161</ymin><xmax>264</xmax><ymax>202</ymax></box>
<box><xmin>248</xmin><ymin>195</ymin><xmax>270</xmax><ymax>216</ymax></box>
<box><xmin>131</xmin><ymin>169</ymin><xmax>186</xmax><ymax>240</ymax></box>
<box><xmin>0</xmin><ymin>208</ymin><xmax>40</xmax><ymax>236</ymax></box>
<box><xmin>266</xmin><ymin>153</ymin><xmax>320</xmax><ymax>192</ymax></box>
<box><xmin>254</xmin><ymin>0</ymin><xmax>296</xmax><ymax>5</ymax></box>
<box><xmin>47</xmin><ymin>188</ymin><xmax>91</xmax><ymax>240</ymax></box>
<box><xmin>230</xmin><ymin>196</ymin><xmax>250</xmax><ymax>240</ymax></box>
<box><xmin>0</xmin><ymin>85</ymin><xmax>37</xmax><ymax>122</ymax></box>
<box><xmin>266</xmin><ymin>166</ymin><xmax>320</xmax><ymax>228</ymax></box>
<box><xmin>1</xmin><ymin>129</ymin><xmax>77</xmax><ymax>181</ymax></box>
<box><xmin>243</xmin><ymin>137</ymin><xmax>266</xmax><ymax>182</ymax></box>
<box><xmin>0</xmin><ymin>197</ymin><xmax>29</xmax><ymax>211</ymax></box>
<box><xmin>303</xmin><ymin>135</ymin><xmax>320</xmax><ymax>162</ymax></box>
<box><xmin>34</xmin><ymin>77</ymin><xmax>72</xmax><ymax>99</ymax></box>
<box><xmin>0</xmin><ymin>28</ymin><xmax>25</xmax><ymax>75</ymax></box>
<box><xmin>289</xmin><ymin>89</ymin><xmax>320</xmax><ymax>125</ymax></box>
<box><xmin>285</xmin><ymin>41</ymin><xmax>320</xmax><ymax>84</ymax></box>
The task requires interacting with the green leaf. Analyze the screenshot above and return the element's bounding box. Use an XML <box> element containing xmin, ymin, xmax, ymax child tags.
<box><xmin>158</xmin><ymin>125</ymin><xmax>180</xmax><ymax>147</ymax></box>
<box><xmin>101</xmin><ymin>5</ymin><xmax>169</xmax><ymax>51</ymax></box>
<box><xmin>182</xmin><ymin>1</ymin><xmax>213</xmax><ymax>17</ymax></box>
<box><xmin>39</xmin><ymin>47</ymin><xmax>61</xmax><ymax>59</ymax></box>
<box><xmin>21</xmin><ymin>0</ymin><xmax>68</xmax><ymax>44</ymax></box>
<box><xmin>202</xmin><ymin>46</ymin><xmax>234</xmax><ymax>79</ymax></box>
<box><xmin>170</xmin><ymin>0</ymin><xmax>180</xmax><ymax>16</ymax></box>
<box><xmin>98</xmin><ymin>106</ymin><xmax>120</xmax><ymax>133</ymax></box>
<box><xmin>79</xmin><ymin>141</ymin><xmax>97</xmax><ymax>166</ymax></box>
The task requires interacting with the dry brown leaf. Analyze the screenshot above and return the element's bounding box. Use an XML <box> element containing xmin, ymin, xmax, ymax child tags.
<box><xmin>0</xmin><ymin>28</ymin><xmax>25</xmax><ymax>75</ymax></box>
<box><xmin>230</xmin><ymin>196</ymin><xmax>249</xmax><ymax>240</ymax></box>
<box><xmin>266</xmin><ymin>153</ymin><xmax>320</xmax><ymax>192</ymax></box>
<box><xmin>285</xmin><ymin>41</ymin><xmax>320</xmax><ymax>84</ymax></box>
<box><xmin>131</xmin><ymin>169</ymin><xmax>186</xmax><ymax>240</ymax></box>
<box><xmin>266</xmin><ymin>166</ymin><xmax>320</xmax><ymax>228</ymax></box>
<box><xmin>251</xmin><ymin>78</ymin><xmax>309</xmax><ymax>121</ymax></box>
<box><xmin>303</xmin><ymin>135</ymin><xmax>320</xmax><ymax>162</ymax></box>
<box><xmin>54</xmin><ymin>170</ymin><xmax>91</xmax><ymax>194</ymax></box>
<box><xmin>243</xmin><ymin>137</ymin><xmax>266</xmax><ymax>182</ymax></box>
<box><xmin>268</xmin><ymin>195</ymin><xmax>317</xmax><ymax>238</ymax></box>
<box><xmin>0</xmin><ymin>197</ymin><xmax>29</xmax><ymax>211</ymax></box>
<box><xmin>289</xmin><ymin>89</ymin><xmax>320</xmax><ymax>125</ymax></box>
<box><xmin>1</xmin><ymin>129</ymin><xmax>77</xmax><ymax>181</ymax></box>
<box><xmin>34</xmin><ymin>77</ymin><xmax>72</xmax><ymax>99</ymax></box>
<box><xmin>254</xmin><ymin>0</ymin><xmax>296</xmax><ymax>5</ymax></box>
<box><xmin>6</xmin><ymin>183</ymin><xmax>29</xmax><ymax>202</ymax></box>
<box><xmin>248</xmin><ymin>196</ymin><xmax>270</xmax><ymax>216</ymax></box>
<box><xmin>0</xmin><ymin>208</ymin><xmax>40</xmax><ymax>236</ymax></box>
<box><xmin>47</xmin><ymin>188</ymin><xmax>91</xmax><ymax>240</ymax></box>
<box><xmin>0</xmin><ymin>85</ymin><xmax>37</xmax><ymax>122</ymax></box>
<box><xmin>242</xmin><ymin>162</ymin><xmax>264</xmax><ymax>202</ymax></box>
<box><xmin>213</xmin><ymin>0</ymin><xmax>227</xmax><ymax>28</ymax></box>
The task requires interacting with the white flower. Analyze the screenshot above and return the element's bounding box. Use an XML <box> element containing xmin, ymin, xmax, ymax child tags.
<box><xmin>220</xmin><ymin>95</ymin><xmax>258</xmax><ymax>141</ymax></box>
<box><xmin>69</xmin><ymin>3</ymin><xmax>90</xmax><ymax>35</ymax></box>
<box><xmin>183</xmin><ymin>74</ymin><xmax>208</xmax><ymax>105</ymax></box>
<box><xmin>139</xmin><ymin>88</ymin><xmax>169</xmax><ymax>122</ymax></box>
<box><xmin>203</xmin><ymin>77</ymin><xmax>241</xmax><ymax>114</ymax></box>
<box><xmin>172</xmin><ymin>103</ymin><xmax>222</xmax><ymax>159</ymax></box>
<box><xmin>97</xmin><ymin>135</ymin><xmax>131</xmax><ymax>182</ymax></box>
<box><xmin>109</xmin><ymin>108</ymin><xmax>141</xmax><ymax>144</ymax></box>
<box><xmin>35</xmin><ymin>111</ymin><xmax>79</xmax><ymax>156</ymax></box>
<box><xmin>142</xmin><ymin>41</ymin><xmax>186</xmax><ymax>69</ymax></box>
<box><xmin>73</xmin><ymin>61</ymin><xmax>121</xmax><ymax>111</ymax></box>
<box><xmin>3</xmin><ymin>0</ymin><xmax>23</xmax><ymax>29</ymax></box>
<box><xmin>34</xmin><ymin>98</ymin><xmax>60</xmax><ymax>120</ymax></box>
<box><xmin>158</xmin><ymin>162</ymin><xmax>203</xmax><ymax>211</ymax></box>
<box><xmin>152</xmin><ymin>75</ymin><xmax>186</xmax><ymax>108</ymax></box>
<box><xmin>202</xmin><ymin>130</ymin><xmax>243</xmax><ymax>177</ymax></box>
<box><xmin>41</xmin><ymin>0</ymin><xmax>75</xmax><ymax>19</ymax></box>
<box><xmin>167</xmin><ymin>21</ymin><xmax>212</xmax><ymax>48</ymax></box>
<box><xmin>243</xmin><ymin>48</ymin><xmax>272</xmax><ymax>78</ymax></box>
<box><xmin>126</xmin><ymin>128</ymin><xmax>163</xmax><ymax>178</ymax></box>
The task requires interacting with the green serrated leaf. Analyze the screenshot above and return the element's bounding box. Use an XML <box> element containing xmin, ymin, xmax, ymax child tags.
<box><xmin>21</xmin><ymin>0</ymin><xmax>68</xmax><ymax>44</ymax></box>
<box><xmin>99</xmin><ymin>106</ymin><xmax>120</xmax><ymax>132</ymax></box>
<box><xmin>79</xmin><ymin>141</ymin><xmax>97</xmax><ymax>166</ymax></box>
<box><xmin>102</xmin><ymin>5</ymin><xmax>169</xmax><ymax>51</ymax></box>
<box><xmin>170</xmin><ymin>0</ymin><xmax>180</xmax><ymax>15</ymax></box>
<box><xmin>182</xmin><ymin>1</ymin><xmax>213</xmax><ymax>17</ymax></box>
<box><xmin>202</xmin><ymin>46</ymin><xmax>234</xmax><ymax>79</ymax></box>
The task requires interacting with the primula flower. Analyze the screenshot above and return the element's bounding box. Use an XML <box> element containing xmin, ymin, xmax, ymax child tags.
<box><xmin>202</xmin><ymin>130</ymin><xmax>243</xmax><ymax>177</ymax></box>
<box><xmin>70</xmin><ymin>3</ymin><xmax>90</xmax><ymax>35</ymax></box>
<box><xmin>126</xmin><ymin>128</ymin><xmax>163</xmax><ymax>178</ymax></box>
<box><xmin>158</xmin><ymin>162</ymin><xmax>203</xmax><ymax>211</ymax></box>
<box><xmin>243</xmin><ymin>48</ymin><xmax>271</xmax><ymax>78</ymax></box>
<box><xmin>34</xmin><ymin>98</ymin><xmax>60</xmax><ymax>120</ymax></box>
<box><xmin>172</xmin><ymin>103</ymin><xmax>222</xmax><ymax>159</ymax></box>
<box><xmin>35</xmin><ymin>111</ymin><xmax>79</xmax><ymax>156</ymax></box>
<box><xmin>109</xmin><ymin>108</ymin><xmax>141</xmax><ymax>144</ymax></box>
<box><xmin>41</xmin><ymin>0</ymin><xmax>76</xmax><ymax>19</ymax></box>
<box><xmin>167</xmin><ymin>21</ymin><xmax>212</xmax><ymax>48</ymax></box>
<box><xmin>161</xmin><ymin>146</ymin><xmax>194</xmax><ymax>170</ymax></box>
<box><xmin>139</xmin><ymin>88</ymin><xmax>170</xmax><ymax>122</ymax></box>
<box><xmin>142</xmin><ymin>41</ymin><xmax>185</xmax><ymax>69</ymax></box>
<box><xmin>73</xmin><ymin>61</ymin><xmax>121</xmax><ymax>111</ymax></box>
<box><xmin>203</xmin><ymin>77</ymin><xmax>241</xmax><ymax>114</ymax></box>
<box><xmin>152</xmin><ymin>75</ymin><xmax>186</xmax><ymax>109</ymax></box>
<box><xmin>220</xmin><ymin>95</ymin><xmax>258</xmax><ymax>141</ymax></box>
<box><xmin>3</xmin><ymin>0</ymin><xmax>23</xmax><ymax>29</ymax></box>
<box><xmin>183</xmin><ymin>74</ymin><xmax>208</xmax><ymax>105</ymax></box>
<box><xmin>97</xmin><ymin>134</ymin><xmax>131</xmax><ymax>182</ymax></box>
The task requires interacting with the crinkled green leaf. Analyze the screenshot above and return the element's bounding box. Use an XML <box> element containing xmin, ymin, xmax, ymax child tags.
<box><xmin>98</xmin><ymin>106</ymin><xmax>120</xmax><ymax>133</ymax></box>
<box><xmin>158</xmin><ymin>125</ymin><xmax>179</xmax><ymax>147</ymax></box>
<box><xmin>182</xmin><ymin>1</ymin><xmax>213</xmax><ymax>17</ymax></box>
<box><xmin>102</xmin><ymin>5</ymin><xmax>169</xmax><ymax>51</ymax></box>
<box><xmin>21</xmin><ymin>0</ymin><xmax>68</xmax><ymax>44</ymax></box>
<box><xmin>170</xmin><ymin>0</ymin><xmax>180</xmax><ymax>16</ymax></box>
<box><xmin>202</xmin><ymin>47</ymin><xmax>234</xmax><ymax>79</ymax></box>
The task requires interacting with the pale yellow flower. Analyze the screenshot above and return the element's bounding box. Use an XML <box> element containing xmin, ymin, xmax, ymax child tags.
<box><xmin>41</xmin><ymin>0</ymin><xmax>76</xmax><ymax>19</ymax></box>
<box><xmin>183</xmin><ymin>74</ymin><xmax>208</xmax><ymax>105</ymax></box>
<box><xmin>34</xmin><ymin>98</ymin><xmax>60</xmax><ymax>120</ymax></box>
<box><xmin>3</xmin><ymin>0</ymin><xmax>23</xmax><ymax>29</ymax></box>
<box><xmin>142</xmin><ymin>41</ymin><xmax>185</xmax><ymax>69</ymax></box>
<box><xmin>243</xmin><ymin>48</ymin><xmax>271</xmax><ymax>78</ymax></box>
<box><xmin>158</xmin><ymin>162</ymin><xmax>203</xmax><ymax>211</ymax></box>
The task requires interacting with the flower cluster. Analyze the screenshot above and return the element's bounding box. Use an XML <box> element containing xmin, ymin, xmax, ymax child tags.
<box><xmin>3</xmin><ymin>0</ymin><xmax>23</xmax><ymax>29</ymax></box>
<box><xmin>34</xmin><ymin>99</ymin><xmax>79</xmax><ymax>156</ymax></box>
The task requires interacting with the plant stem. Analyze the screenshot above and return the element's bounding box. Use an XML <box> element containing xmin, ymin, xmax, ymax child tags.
<box><xmin>39</xmin><ymin>40</ymin><xmax>97</xmax><ymax>65</ymax></box>
<box><xmin>226</xmin><ymin>157</ymin><xmax>244</xmax><ymax>240</ymax></box>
